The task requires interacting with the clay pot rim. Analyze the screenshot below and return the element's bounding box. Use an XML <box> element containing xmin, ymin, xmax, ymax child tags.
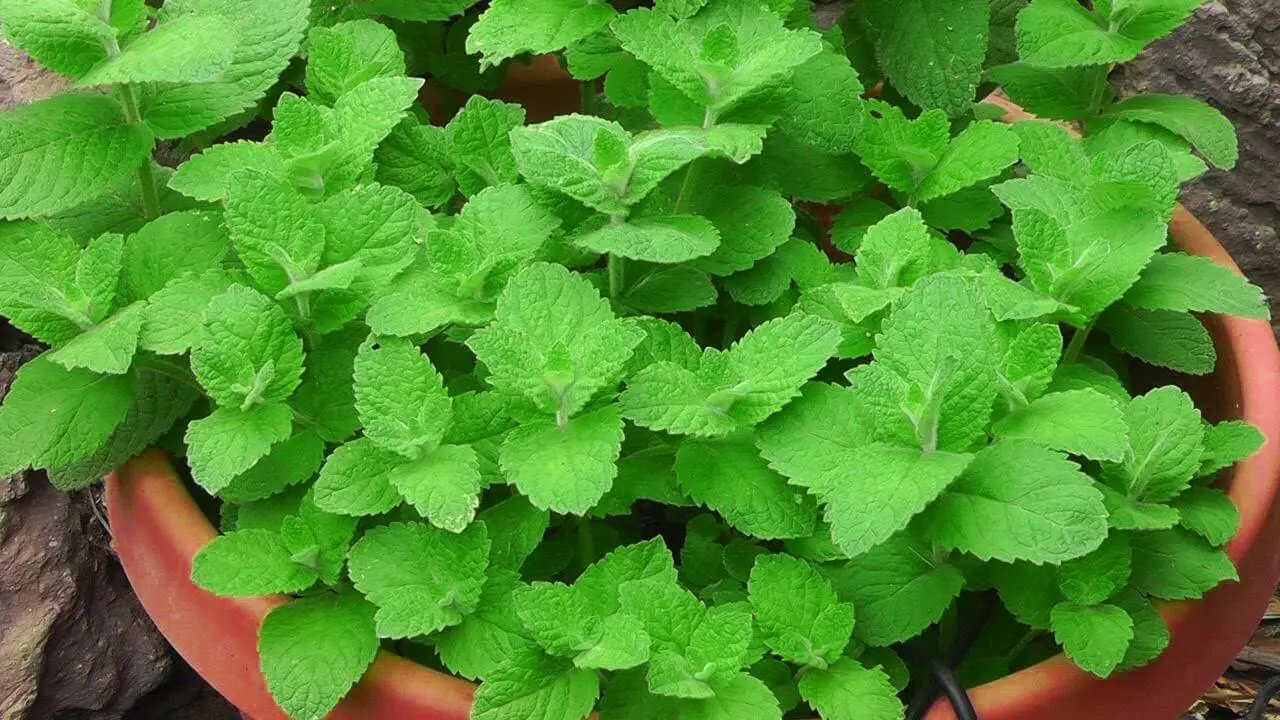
<box><xmin>104</xmin><ymin>101</ymin><xmax>1280</xmax><ymax>720</ymax></box>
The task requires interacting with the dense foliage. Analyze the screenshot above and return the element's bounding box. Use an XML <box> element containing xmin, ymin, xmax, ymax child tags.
<box><xmin>0</xmin><ymin>0</ymin><xmax>1269</xmax><ymax>718</ymax></box>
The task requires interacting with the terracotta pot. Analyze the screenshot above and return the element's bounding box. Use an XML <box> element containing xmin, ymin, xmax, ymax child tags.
<box><xmin>105</xmin><ymin>99</ymin><xmax>1280</xmax><ymax>719</ymax></box>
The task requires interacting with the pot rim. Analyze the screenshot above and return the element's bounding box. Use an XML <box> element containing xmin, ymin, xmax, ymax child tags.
<box><xmin>105</xmin><ymin>101</ymin><xmax>1280</xmax><ymax>720</ymax></box>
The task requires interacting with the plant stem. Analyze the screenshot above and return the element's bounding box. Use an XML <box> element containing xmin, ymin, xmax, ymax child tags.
<box><xmin>100</xmin><ymin>0</ymin><xmax>160</xmax><ymax>222</ymax></box>
<box><xmin>1005</xmin><ymin>628</ymin><xmax>1042</xmax><ymax>667</ymax></box>
<box><xmin>1062</xmin><ymin>318</ymin><xmax>1096</xmax><ymax>364</ymax></box>
<box><xmin>608</xmin><ymin>253</ymin><xmax>625</xmax><ymax>300</ymax></box>
<box><xmin>576</xmin><ymin>516</ymin><xmax>595</xmax><ymax>573</ymax></box>
<box><xmin>120</xmin><ymin>85</ymin><xmax>162</xmax><ymax>222</ymax></box>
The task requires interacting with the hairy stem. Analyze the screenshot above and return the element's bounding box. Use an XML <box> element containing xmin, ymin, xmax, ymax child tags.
<box><xmin>100</xmin><ymin>0</ymin><xmax>160</xmax><ymax>221</ymax></box>
<box><xmin>1062</xmin><ymin>318</ymin><xmax>1096</xmax><ymax>364</ymax></box>
<box><xmin>608</xmin><ymin>253</ymin><xmax>625</xmax><ymax>301</ymax></box>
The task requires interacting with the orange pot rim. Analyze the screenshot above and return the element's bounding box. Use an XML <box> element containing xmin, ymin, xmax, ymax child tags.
<box><xmin>105</xmin><ymin>102</ymin><xmax>1280</xmax><ymax>720</ymax></box>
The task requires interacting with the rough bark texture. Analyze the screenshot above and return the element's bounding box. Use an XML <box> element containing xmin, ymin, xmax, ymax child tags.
<box><xmin>1112</xmin><ymin>0</ymin><xmax>1280</xmax><ymax>332</ymax></box>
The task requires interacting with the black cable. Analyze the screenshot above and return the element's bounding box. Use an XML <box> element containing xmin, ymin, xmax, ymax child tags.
<box><xmin>928</xmin><ymin>659</ymin><xmax>980</xmax><ymax>720</ymax></box>
<box><xmin>1245</xmin><ymin>675</ymin><xmax>1280</xmax><ymax>720</ymax></box>
<box><xmin>905</xmin><ymin>594</ymin><xmax>995</xmax><ymax>720</ymax></box>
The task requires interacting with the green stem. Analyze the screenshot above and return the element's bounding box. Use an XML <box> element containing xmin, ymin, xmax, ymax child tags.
<box><xmin>580</xmin><ymin>80</ymin><xmax>595</xmax><ymax>115</ymax></box>
<box><xmin>100</xmin><ymin>0</ymin><xmax>160</xmax><ymax>222</ymax></box>
<box><xmin>608</xmin><ymin>253</ymin><xmax>625</xmax><ymax>301</ymax></box>
<box><xmin>1005</xmin><ymin>629</ymin><xmax>1042</xmax><ymax>668</ymax></box>
<box><xmin>1062</xmin><ymin>318</ymin><xmax>1096</xmax><ymax>364</ymax></box>
<box><xmin>576</xmin><ymin>517</ymin><xmax>595</xmax><ymax>573</ymax></box>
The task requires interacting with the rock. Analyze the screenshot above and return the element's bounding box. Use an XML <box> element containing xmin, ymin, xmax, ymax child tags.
<box><xmin>0</xmin><ymin>473</ymin><xmax>173</xmax><ymax>719</ymax></box>
<box><xmin>1112</xmin><ymin>0</ymin><xmax>1280</xmax><ymax>332</ymax></box>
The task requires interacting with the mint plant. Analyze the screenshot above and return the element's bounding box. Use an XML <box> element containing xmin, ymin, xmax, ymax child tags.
<box><xmin>0</xmin><ymin>0</ymin><xmax>1268</xmax><ymax>719</ymax></box>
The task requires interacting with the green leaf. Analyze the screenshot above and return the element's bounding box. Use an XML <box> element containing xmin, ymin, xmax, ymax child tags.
<box><xmin>353</xmin><ymin>337</ymin><xmax>452</xmax><ymax>458</ymax></box>
<box><xmin>313</xmin><ymin>438</ymin><xmax>404</xmax><ymax>516</ymax></box>
<box><xmin>1015</xmin><ymin>0</ymin><xmax>1201</xmax><ymax>68</ymax></box>
<box><xmin>119</xmin><ymin>210</ymin><xmax>231</xmax><ymax>304</ymax></box>
<box><xmin>676</xmin><ymin>434</ymin><xmax>818</xmax><ymax>540</ymax></box>
<box><xmin>748</xmin><ymin>555</ymin><xmax>854</xmax><ymax>668</ymax></box>
<box><xmin>348</xmin><ymin>521</ymin><xmax>490</xmax><ymax>638</ymax></box>
<box><xmin>837</xmin><ymin>534</ymin><xmax>966</xmax><ymax>646</ymax></box>
<box><xmin>774</xmin><ymin>48</ymin><xmax>866</xmax><ymax>153</ymax></box>
<box><xmin>1104</xmin><ymin>386</ymin><xmax>1204</xmax><ymax>503</ymax></box>
<box><xmin>219</xmin><ymin>431</ymin><xmax>325</xmax><ymax>503</ymax></box>
<box><xmin>687</xmin><ymin>185</ymin><xmax>796</xmax><ymax>277</ymax></box>
<box><xmin>447</xmin><ymin>96</ymin><xmax>526</xmax><ymax>195</ymax></box>
<box><xmin>612</xmin><ymin>4</ymin><xmax>821</xmax><ymax>118</ymax></box>
<box><xmin>46</xmin><ymin>303</ymin><xmax>145</xmax><ymax>375</ymax></box>
<box><xmin>1199</xmin><ymin>420</ymin><xmax>1265</xmax><ymax>476</ymax></box>
<box><xmin>1057</xmin><ymin>534</ymin><xmax>1132</xmax><ymax>605</ymax></box>
<box><xmin>859</xmin><ymin>0</ymin><xmax>990</xmax><ymax>116</ymax></box>
<box><xmin>259</xmin><ymin>593</ymin><xmax>379</xmax><ymax>720</ymax></box>
<box><xmin>0</xmin><ymin>0</ymin><xmax>113</xmax><ymax>77</ymax></box>
<box><xmin>139</xmin><ymin>269</ymin><xmax>242</xmax><ymax>356</ymax></box>
<box><xmin>1097</xmin><ymin>483</ymin><xmax>1181</xmax><ymax>531</ymax></box>
<box><xmin>315</xmin><ymin>182</ymin><xmax>420</xmax><ymax>287</ymax></box>
<box><xmin>797</xmin><ymin>658</ymin><xmax>904</xmax><ymax>720</ymax></box>
<box><xmin>987</xmin><ymin>63</ymin><xmax>1112</xmax><ymax>121</ymax></box>
<box><xmin>578</xmin><ymin>216</ymin><xmax>720</xmax><ymax>263</ymax></box>
<box><xmin>185</xmin><ymin>403</ymin><xmax>294</xmax><ymax>494</ymax></box>
<box><xmin>917</xmin><ymin>121</ymin><xmax>1020</xmax><ymax>203</ymax></box>
<box><xmin>621</xmin><ymin>314</ymin><xmax>840</xmax><ymax>437</ymax></box>
<box><xmin>306</xmin><ymin>19</ymin><xmax>406</xmax><ymax>105</ymax></box>
<box><xmin>622</xmin><ymin>265</ymin><xmax>719</xmax><ymax>314</ymax></box>
<box><xmin>1099</xmin><ymin>306</ymin><xmax>1216</xmax><ymax>375</ymax></box>
<box><xmin>578</xmin><ymin>538</ymin><xmax>678</xmax><ymax>615</ymax></box>
<box><xmin>1050</xmin><ymin>602</ymin><xmax>1134</xmax><ymax>677</ymax></box>
<box><xmin>0</xmin><ymin>357</ymin><xmax>134</xmax><ymax>476</ymax></box>
<box><xmin>190</xmin><ymin>284</ymin><xmax>305</xmax><ymax>409</ymax></box>
<box><xmin>471</xmin><ymin>647</ymin><xmax>600</xmax><ymax>720</ymax></box>
<box><xmin>79</xmin><ymin>15</ymin><xmax>236</xmax><ymax>86</ymax></box>
<box><xmin>480</xmin><ymin>497</ymin><xmax>551</xmax><ymax>572</ymax></box>
<box><xmin>0</xmin><ymin>93</ymin><xmax>154</xmax><ymax>219</ymax></box>
<box><xmin>993</xmin><ymin>389</ymin><xmax>1129</xmax><ymax>462</ymax></box>
<box><xmin>499</xmin><ymin>404</ymin><xmax>625</xmax><ymax>515</ymax></box>
<box><xmin>723</xmin><ymin>239</ymin><xmax>832</xmax><ymax>307</ymax></box>
<box><xmin>1099</xmin><ymin>93</ymin><xmax>1237</xmax><ymax>169</ymax></box>
<box><xmin>0</xmin><ymin>221</ymin><xmax>89</xmax><ymax>345</ymax></box>
<box><xmin>388</xmin><ymin>444</ymin><xmax>482</xmax><ymax>533</ymax></box>
<box><xmin>1125</xmin><ymin>253</ymin><xmax>1268</xmax><ymax>320</ymax></box>
<box><xmin>920</xmin><ymin>440</ymin><xmax>1109</xmax><ymax>564</ymax></box>
<box><xmin>1114</xmin><ymin>592</ymin><xmax>1170</xmax><ymax>671</ymax></box>
<box><xmin>191</xmin><ymin>528</ymin><xmax>317</xmax><ymax>596</ymax></box>
<box><xmin>1011</xmin><ymin>120</ymin><xmax>1090</xmax><ymax>181</ymax></box>
<box><xmin>468</xmin><ymin>263</ymin><xmax>642</xmax><ymax>417</ymax></box>
<box><xmin>852</xmin><ymin>105</ymin><xmax>949</xmax><ymax>195</ymax></box>
<box><xmin>436</xmin><ymin>569</ymin><xmax>537</xmax><ymax>681</ymax></box>
<box><xmin>140</xmin><ymin>0</ymin><xmax>310</xmax><ymax>138</ymax></box>
<box><xmin>1129</xmin><ymin>528</ymin><xmax>1237</xmax><ymax>600</ymax></box>
<box><xmin>1085</xmin><ymin>119</ymin><xmax>1208</xmax><ymax>183</ymax></box>
<box><xmin>47</xmin><ymin>367</ymin><xmax>199</xmax><ymax>490</ymax></box>
<box><xmin>854</xmin><ymin>207</ymin><xmax>960</xmax><ymax>290</ymax></box>
<box><xmin>875</xmin><ymin>273</ymin><xmax>999</xmax><ymax>452</ymax></box>
<box><xmin>375</xmin><ymin>120</ymin><xmax>455</xmax><ymax>208</ymax></box>
<box><xmin>168</xmin><ymin>141</ymin><xmax>286</xmax><ymax>202</ymax></box>
<box><xmin>222</xmin><ymin>170</ymin><xmax>325</xmax><ymax>295</ymax></box>
<box><xmin>990</xmin><ymin>562</ymin><xmax>1060</xmax><ymax>629</ymax></box>
<box><xmin>467</xmin><ymin>0</ymin><xmax>616</xmax><ymax>69</ymax></box>
<box><xmin>1173</xmin><ymin>487</ymin><xmax>1239</xmax><ymax>547</ymax></box>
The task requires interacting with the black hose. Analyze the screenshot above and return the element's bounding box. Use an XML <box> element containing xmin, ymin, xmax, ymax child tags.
<box><xmin>929</xmin><ymin>659</ymin><xmax>980</xmax><ymax>720</ymax></box>
<box><xmin>1245</xmin><ymin>675</ymin><xmax>1280</xmax><ymax>720</ymax></box>
<box><xmin>905</xmin><ymin>594</ymin><xmax>995</xmax><ymax>720</ymax></box>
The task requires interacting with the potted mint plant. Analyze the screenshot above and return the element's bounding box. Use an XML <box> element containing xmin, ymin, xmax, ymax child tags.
<box><xmin>1</xmin><ymin>1</ymin><xmax>1277</xmax><ymax>719</ymax></box>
